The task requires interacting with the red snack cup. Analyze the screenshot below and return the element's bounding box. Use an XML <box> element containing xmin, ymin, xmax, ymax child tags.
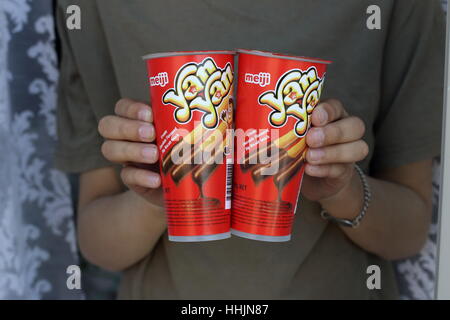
<box><xmin>232</xmin><ymin>49</ymin><xmax>331</xmax><ymax>242</ymax></box>
<box><xmin>143</xmin><ymin>51</ymin><xmax>235</xmax><ymax>242</ymax></box>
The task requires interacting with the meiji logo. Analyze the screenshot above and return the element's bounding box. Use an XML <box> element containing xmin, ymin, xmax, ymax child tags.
<box><xmin>149</xmin><ymin>72</ymin><xmax>169</xmax><ymax>87</ymax></box>
<box><xmin>244</xmin><ymin>72</ymin><xmax>271</xmax><ymax>87</ymax></box>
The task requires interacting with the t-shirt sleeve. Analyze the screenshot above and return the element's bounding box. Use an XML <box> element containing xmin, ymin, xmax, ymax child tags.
<box><xmin>370</xmin><ymin>0</ymin><xmax>445</xmax><ymax>173</ymax></box>
<box><xmin>54</xmin><ymin>1</ymin><xmax>119</xmax><ymax>173</ymax></box>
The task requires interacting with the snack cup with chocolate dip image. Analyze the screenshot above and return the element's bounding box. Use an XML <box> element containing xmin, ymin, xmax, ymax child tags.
<box><xmin>143</xmin><ymin>51</ymin><xmax>234</xmax><ymax>242</ymax></box>
<box><xmin>232</xmin><ymin>49</ymin><xmax>331</xmax><ymax>242</ymax></box>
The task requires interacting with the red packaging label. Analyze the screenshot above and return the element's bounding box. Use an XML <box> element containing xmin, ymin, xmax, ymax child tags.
<box><xmin>232</xmin><ymin>50</ymin><xmax>330</xmax><ymax>239</ymax></box>
<box><xmin>145</xmin><ymin>53</ymin><xmax>234</xmax><ymax>239</ymax></box>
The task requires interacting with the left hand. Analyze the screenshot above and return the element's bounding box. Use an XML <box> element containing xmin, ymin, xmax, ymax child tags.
<box><xmin>301</xmin><ymin>99</ymin><xmax>369</xmax><ymax>203</ymax></box>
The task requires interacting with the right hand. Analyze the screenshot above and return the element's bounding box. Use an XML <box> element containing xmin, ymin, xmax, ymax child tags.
<box><xmin>98</xmin><ymin>98</ymin><xmax>163</xmax><ymax>205</ymax></box>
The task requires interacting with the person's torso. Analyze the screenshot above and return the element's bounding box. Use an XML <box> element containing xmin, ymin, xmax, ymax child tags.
<box><xmin>79</xmin><ymin>0</ymin><xmax>398</xmax><ymax>299</ymax></box>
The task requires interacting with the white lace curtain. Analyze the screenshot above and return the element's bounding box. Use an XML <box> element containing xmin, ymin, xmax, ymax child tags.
<box><xmin>0</xmin><ymin>0</ymin><xmax>81</xmax><ymax>299</ymax></box>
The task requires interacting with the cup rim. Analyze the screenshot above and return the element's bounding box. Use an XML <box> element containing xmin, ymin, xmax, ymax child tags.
<box><xmin>236</xmin><ymin>48</ymin><xmax>332</xmax><ymax>65</ymax></box>
<box><xmin>142</xmin><ymin>50</ymin><xmax>236</xmax><ymax>60</ymax></box>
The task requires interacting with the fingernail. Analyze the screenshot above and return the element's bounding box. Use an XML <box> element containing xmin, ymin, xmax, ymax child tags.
<box><xmin>138</xmin><ymin>109</ymin><xmax>152</xmax><ymax>122</ymax></box>
<box><xmin>308</xmin><ymin>149</ymin><xmax>324</xmax><ymax>161</ymax></box>
<box><xmin>311</xmin><ymin>129</ymin><xmax>325</xmax><ymax>146</ymax></box>
<box><xmin>142</xmin><ymin>147</ymin><xmax>157</xmax><ymax>160</ymax></box>
<box><xmin>148</xmin><ymin>174</ymin><xmax>160</xmax><ymax>188</ymax></box>
<box><xmin>139</xmin><ymin>125</ymin><xmax>154</xmax><ymax>139</ymax></box>
<box><xmin>317</xmin><ymin>108</ymin><xmax>328</xmax><ymax>124</ymax></box>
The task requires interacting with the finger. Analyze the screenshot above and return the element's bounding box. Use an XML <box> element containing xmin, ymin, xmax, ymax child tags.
<box><xmin>306</xmin><ymin>140</ymin><xmax>369</xmax><ymax>165</ymax></box>
<box><xmin>101</xmin><ymin>140</ymin><xmax>158</xmax><ymax>164</ymax></box>
<box><xmin>311</xmin><ymin>99</ymin><xmax>349</xmax><ymax>127</ymax></box>
<box><xmin>305</xmin><ymin>163</ymin><xmax>353</xmax><ymax>179</ymax></box>
<box><xmin>115</xmin><ymin>98</ymin><xmax>153</xmax><ymax>122</ymax></box>
<box><xmin>121</xmin><ymin>166</ymin><xmax>161</xmax><ymax>189</ymax></box>
<box><xmin>306</xmin><ymin>116</ymin><xmax>366</xmax><ymax>148</ymax></box>
<box><xmin>98</xmin><ymin>115</ymin><xmax>155</xmax><ymax>142</ymax></box>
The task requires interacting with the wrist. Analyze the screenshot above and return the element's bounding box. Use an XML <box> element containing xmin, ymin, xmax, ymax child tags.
<box><xmin>318</xmin><ymin>166</ymin><xmax>365</xmax><ymax>221</ymax></box>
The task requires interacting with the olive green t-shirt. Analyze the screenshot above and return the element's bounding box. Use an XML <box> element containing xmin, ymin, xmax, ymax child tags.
<box><xmin>55</xmin><ymin>0</ymin><xmax>445</xmax><ymax>299</ymax></box>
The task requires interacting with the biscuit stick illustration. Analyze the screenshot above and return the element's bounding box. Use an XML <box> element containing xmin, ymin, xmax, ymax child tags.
<box><xmin>273</xmin><ymin>139</ymin><xmax>307</xmax><ymax>202</ymax></box>
<box><xmin>250</xmin><ymin>137</ymin><xmax>306</xmax><ymax>183</ymax></box>
<box><xmin>241</xmin><ymin>130</ymin><xmax>299</xmax><ymax>172</ymax></box>
<box><xmin>192</xmin><ymin>136</ymin><xmax>226</xmax><ymax>199</ymax></box>
<box><xmin>170</xmin><ymin>120</ymin><xmax>228</xmax><ymax>184</ymax></box>
<box><xmin>162</xmin><ymin>95</ymin><xmax>231</xmax><ymax>175</ymax></box>
<box><xmin>161</xmin><ymin>124</ymin><xmax>208</xmax><ymax>175</ymax></box>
